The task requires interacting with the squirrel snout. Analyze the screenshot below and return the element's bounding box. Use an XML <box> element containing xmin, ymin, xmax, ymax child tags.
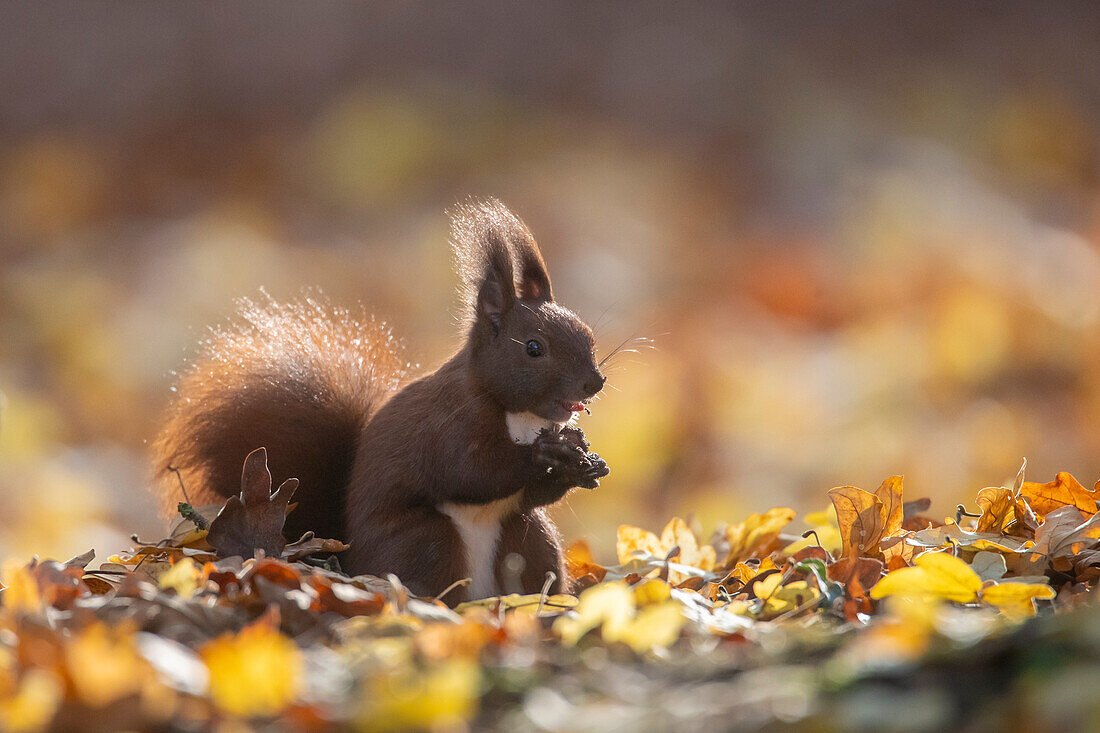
<box><xmin>584</xmin><ymin>371</ymin><xmax>606</xmax><ymax>396</ymax></box>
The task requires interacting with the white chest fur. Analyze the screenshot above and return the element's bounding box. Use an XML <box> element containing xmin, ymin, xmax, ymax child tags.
<box><xmin>440</xmin><ymin>494</ymin><xmax>521</xmax><ymax>599</ymax></box>
<box><xmin>505</xmin><ymin>411</ymin><xmax>564</xmax><ymax>445</ymax></box>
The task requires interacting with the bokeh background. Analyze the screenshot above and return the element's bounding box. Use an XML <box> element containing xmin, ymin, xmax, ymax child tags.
<box><xmin>3</xmin><ymin>2</ymin><xmax>1100</xmax><ymax>562</ymax></box>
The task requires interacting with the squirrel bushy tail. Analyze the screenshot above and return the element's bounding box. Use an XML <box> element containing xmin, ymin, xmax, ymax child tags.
<box><xmin>153</xmin><ymin>292</ymin><xmax>410</xmax><ymax>542</ymax></box>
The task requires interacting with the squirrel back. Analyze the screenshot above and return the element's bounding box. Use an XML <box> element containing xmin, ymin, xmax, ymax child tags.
<box><xmin>152</xmin><ymin>294</ymin><xmax>410</xmax><ymax>542</ymax></box>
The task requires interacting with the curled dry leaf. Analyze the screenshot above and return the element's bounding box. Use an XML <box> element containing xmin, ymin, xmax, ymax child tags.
<box><xmin>206</xmin><ymin>447</ymin><xmax>299</xmax><ymax>559</ymax></box>
<box><xmin>281</xmin><ymin>533</ymin><xmax>350</xmax><ymax>563</ymax></box>
<box><xmin>828</xmin><ymin>476</ymin><xmax>905</xmax><ymax>561</ymax></box>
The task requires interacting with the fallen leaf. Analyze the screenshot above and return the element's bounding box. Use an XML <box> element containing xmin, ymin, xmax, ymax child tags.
<box><xmin>609</xmin><ymin>601</ymin><xmax>684</xmax><ymax>652</ymax></box>
<box><xmin>1021</xmin><ymin>472</ymin><xmax>1098</xmax><ymax>517</ymax></box>
<box><xmin>981</xmin><ymin>581</ymin><xmax>1056</xmax><ymax>620</ymax></box>
<box><xmin>206</xmin><ymin>447</ymin><xmax>299</xmax><ymax>559</ymax></box>
<box><xmin>159</xmin><ymin>557</ymin><xmax>202</xmax><ymax>597</ymax></box>
<box><xmin>829</xmin><ymin>485</ymin><xmax>884</xmax><ymax>558</ymax></box>
<box><xmin>615</xmin><ymin>526</ymin><xmax>664</xmax><ymax>564</ymax></box>
<box><xmin>870</xmin><ymin>551</ymin><xmax>982</xmax><ymax>603</ymax></box>
<box><xmin>65</xmin><ymin>623</ymin><xmax>151</xmax><ymax>708</ymax></box>
<box><xmin>659</xmin><ymin>518</ymin><xmax>716</xmax><ymax>574</ymax></box>
<box><xmin>554</xmin><ymin>582</ymin><xmax>635</xmax><ymax>646</ymax></box>
<box><xmin>908</xmin><ymin>523</ymin><xmax>1034</xmax><ymax>554</ymax></box>
<box><xmin>201</xmin><ymin>621</ymin><xmax>302</xmax><ymax>718</ymax></box>
<box><xmin>358</xmin><ymin>660</ymin><xmax>480</xmax><ymax>733</ymax></box>
<box><xmin>281</xmin><ymin>533</ymin><xmax>350</xmax><ymax>563</ymax></box>
<box><xmin>829</xmin><ymin>556</ymin><xmax>885</xmax><ymax>598</ymax></box>
<box><xmin>721</xmin><ymin>507</ymin><xmax>796</xmax><ymax>566</ymax></box>
<box><xmin>565</xmin><ymin>540</ymin><xmax>607</xmax><ymax>583</ymax></box>
<box><xmin>616</xmin><ymin>518</ymin><xmax>715</xmax><ymax>584</ymax></box>
<box><xmin>874</xmin><ymin>476</ymin><xmax>905</xmax><ymax>540</ymax></box>
<box><xmin>0</xmin><ymin>563</ymin><xmax>40</xmax><ymax>614</ymax></box>
<box><xmin>0</xmin><ymin>670</ymin><xmax>62</xmax><ymax>733</ymax></box>
<box><xmin>1031</xmin><ymin>506</ymin><xmax>1100</xmax><ymax>559</ymax></box>
<box><xmin>969</xmin><ymin>551</ymin><xmax>1008</xmax><ymax>581</ymax></box>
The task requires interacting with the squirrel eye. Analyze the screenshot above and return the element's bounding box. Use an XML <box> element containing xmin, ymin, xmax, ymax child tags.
<box><xmin>525</xmin><ymin>339</ymin><xmax>544</xmax><ymax>358</ymax></box>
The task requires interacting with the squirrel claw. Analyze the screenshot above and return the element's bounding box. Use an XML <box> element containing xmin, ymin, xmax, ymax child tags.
<box><xmin>532</xmin><ymin>429</ymin><xmax>609</xmax><ymax>489</ymax></box>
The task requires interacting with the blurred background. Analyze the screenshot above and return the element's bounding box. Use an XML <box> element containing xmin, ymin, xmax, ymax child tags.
<box><xmin>2</xmin><ymin>1</ymin><xmax>1100</xmax><ymax>561</ymax></box>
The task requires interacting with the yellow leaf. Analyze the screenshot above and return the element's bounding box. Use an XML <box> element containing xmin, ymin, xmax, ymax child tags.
<box><xmin>0</xmin><ymin>671</ymin><xmax>61</xmax><ymax>733</ymax></box>
<box><xmin>615</xmin><ymin>526</ymin><xmax>663</xmax><ymax>564</ymax></box>
<box><xmin>870</xmin><ymin>551</ymin><xmax>982</xmax><ymax>603</ymax></box>
<box><xmin>201</xmin><ymin>622</ymin><xmax>302</xmax><ymax>718</ymax></box>
<box><xmin>359</xmin><ymin>660</ymin><xmax>480</xmax><ymax>733</ymax></box>
<box><xmin>722</xmin><ymin>508</ymin><xmax>796</xmax><ymax>566</ymax></box>
<box><xmin>750</xmin><ymin>571</ymin><xmax>784</xmax><ymax>600</ymax></box>
<box><xmin>608</xmin><ymin>602</ymin><xmax>684</xmax><ymax>654</ymax></box>
<box><xmin>554</xmin><ymin>582</ymin><xmax>635</xmax><ymax>646</ymax></box>
<box><xmin>617</xmin><ymin>518</ymin><xmax>715</xmax><ymax>584</ymax></box>
<box><xmin>762</xmin><ymin>581</ymin><xmax>820</xmax><ymax>618</ymax></box>
<box><xmin>0</xmin><ymin>563</ymin><xmax>40</xmax><ymax>614</ymax></box>
<box><xmin>981</xmin><ymin>582</ymin><xmax>1056</xmax><ymax>621</ymax></box>
<box><xmin>975</xmin><ymin>487</ymin><xmax>1016</xmax><ymax>533</ymax></box>
<box><xmin>633</xmin><ymin>579</ymin><xmax>672</xmax><ymax>606</ymax></box>
<box><xmin>65</xmin><ymin>623</ymin><xmax>149</xmax><ymax>708</ymax></box>
<box><xmin>658</xmin><ymin>518</ymin><xmax>716</xmax><ymax>573</ymax></box>
<box><xmin>159</xmin><ymin>557</ymin><xmax>201</xmax><ymax>597</ymax></box>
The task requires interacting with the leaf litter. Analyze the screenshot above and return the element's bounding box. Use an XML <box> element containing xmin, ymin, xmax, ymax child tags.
<box><xmin>3</xmin><ymin>458</ymin><xmax>1100</xmax><ymax>731</ymax></box>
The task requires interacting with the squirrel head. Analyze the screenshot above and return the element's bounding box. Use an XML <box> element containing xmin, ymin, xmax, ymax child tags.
<box><xmin>451</xmin><ymin>199</ymin><xmax>605</xmax><ymax>422</ymax></box>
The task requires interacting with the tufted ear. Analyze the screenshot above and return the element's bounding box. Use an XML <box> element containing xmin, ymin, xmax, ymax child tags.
<box><xmin>514</xmin><ymin>238</ymin><xmax>554</xmax><ymax>303</ymax></box>
<box><xmin>475</xmin><ymin>232</ymin><xmax>516</xmax><ymax>329</ymax></box>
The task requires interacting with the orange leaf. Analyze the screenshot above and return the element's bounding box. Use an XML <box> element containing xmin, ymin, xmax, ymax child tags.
<box><xmin>721</xmin><ymin>508</ymin><xmax>796</xmax><ymax>567</ymax></box>
<box><xmin>1021</xmin><ymin>472</ymin><xmax>1098</xmax><ymax>517</ymax></box>
<box><xmin>565</xmin><ymin>541</ymin><xmax>607</xmax><ymax>583</ymax></box>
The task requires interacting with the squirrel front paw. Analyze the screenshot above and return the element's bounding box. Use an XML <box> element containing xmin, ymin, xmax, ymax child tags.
<box><xmin>532</xmin><ymin>428</ymin><xmax>611</xmax><ymax>490</ymax></box>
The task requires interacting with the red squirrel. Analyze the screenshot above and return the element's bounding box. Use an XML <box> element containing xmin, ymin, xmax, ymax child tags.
<box><xmin>154</xmin><ymin>200</ymin><xmax>609</xmax><ymax>602</ymax></box>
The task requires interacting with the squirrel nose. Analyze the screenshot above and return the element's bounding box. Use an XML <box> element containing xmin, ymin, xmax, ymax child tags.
<box><xmin>584</xmin><ymin>371</ymin><xmax>606</xmax><ymax>396</ymax></box>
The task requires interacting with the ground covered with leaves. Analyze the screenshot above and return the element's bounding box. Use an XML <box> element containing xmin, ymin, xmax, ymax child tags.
<box><xmin>4</xmin><ymin>453</ymin><xmax>1100</xmax><ymax>732</ymax></box>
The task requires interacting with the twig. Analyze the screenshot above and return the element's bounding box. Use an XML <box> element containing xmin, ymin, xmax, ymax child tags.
<box><xmin>434</xmin><ymin>577</ymin><xmax>471</xmax><ymax>603</ymax></box>
<box><xmin>536</xmin><ymin>572</ymin><xmax>557</xmax><ymax>617</ymax></box>
<box><xmin>166</xmin><ymin>465</ymin><xmax>192</xmax><ymax>506</ymax></box>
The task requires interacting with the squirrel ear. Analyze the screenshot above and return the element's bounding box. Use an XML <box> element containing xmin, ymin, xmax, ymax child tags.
<box><xmin>514</xmin><ymin>239</ymin><xmax>554</xmax><ymax>303</ymax></box>
<box><xmin>475</xmin><ymin>236</ymin><xmax>516</xmax><ymax>328</ymax></box>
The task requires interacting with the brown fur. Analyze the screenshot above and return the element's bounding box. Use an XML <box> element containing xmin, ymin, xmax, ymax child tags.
<box><xmin>153</xmin><ymin>200</ymin><xmax>606</xmax><ymax>604</ymax></box>
<box><xmin>152</xmin><ymin>294</ymin><xmax>410</xmax><ymax>543</ymax></box>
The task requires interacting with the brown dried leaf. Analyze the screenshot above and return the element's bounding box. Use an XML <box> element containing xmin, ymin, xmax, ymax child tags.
<box><xmin>828</xmin><ymin>555</ymin><xmax>885</xmax><ymax>599</ymax></box>
<box><xmin>827</xmin><ymin>485</ymin><xmax>884</xmax><ymax>558</ymax></box>
<box><xmin>281</xmin><ymin>533</ymin><xmax>350</xmax><ymax>563</ymax></box>
<box><xmin>207</xmin><ymin>448</ymin><xmax>299</xmax><ymax>559</ymax></box>
<box><xmin>874</xmin><ymin>476</ymin><xmax>905</xmax><ymax>540</ymax></box>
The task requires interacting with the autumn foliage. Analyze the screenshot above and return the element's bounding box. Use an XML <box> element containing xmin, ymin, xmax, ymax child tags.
<box><xmin>4</xmin><ymin>458</ymin><xmax>1100</xmax><ymax>731</ymax></box>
